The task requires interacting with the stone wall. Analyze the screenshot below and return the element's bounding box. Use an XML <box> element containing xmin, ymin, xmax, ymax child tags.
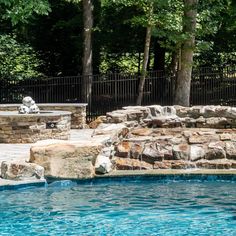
<box><xmin>0</xmin><ymin>103</ymin><xmax>87</xmax><ymax>129</ymax></box>
<box><xmin>98</xmin><ymin>105</ymin><xmax>236</xmax><ymax>170</ymax></box>
<box><xmin>115</xmin><ymin>127</ymin><xmax>236</xmax><ymax>170</ymax></box>
<box><xmin>106</xmin><ymin>105</ymin><xmax>236</xmax><ymax>129</ymax></box>
<box><xmin>0</xmin><ymin>111</ymin><xmax>71</xmax><ymax>143</ymax></box>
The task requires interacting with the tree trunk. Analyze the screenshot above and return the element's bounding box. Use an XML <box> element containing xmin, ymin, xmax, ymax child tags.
<box><xmin>136</xmin><ymin>26</ymin><xmax>152</xmax><ymax>105</ymax></box>
<box><xmin>82</xmin><ymin>0</ymin><xmax>93</xmax><ymax>103</ymax></box>
<box><xmin>153</xmin><ymin>40</ymin><xmax>165</xmax><ymax>71</ymax></box>
<box><xmin>169</xmin><ymin>50</ymin><xmax>179</xmax><ymax>98</ymax></box>
<box><xmin>174</xmin><ymin>0</ymin><xmax>198</xmax><ymax>106</ymax></box>
<box><xmin>92</xmin><ymin>0</ymin><xmax>101</xmax><ymax>74</ymax></box>
<box><xmin>138</xmin><ymin>52</ymin><xmax>141</xmax><ymax>74</ymax></box>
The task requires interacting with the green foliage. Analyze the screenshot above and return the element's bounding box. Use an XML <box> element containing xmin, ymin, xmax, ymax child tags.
<box><xmin>25</xmin><ymin>0</ymin><xmax>84</xmax><ymax>75</ymax></box>
<box><xmin>95</xmin><ymin>1</ymin><xmax>145</xmax><ymax>72</ymax></box>
<box><xmin>0</xmin><ymin>0</ymin><xmax>233</xmax><ymax>77</ymax></box>
<box><xmin>0</xmin><ymin>34</ymin><xmax>43</xmax><ymax>79</ymax></box>
<box><xmin>100</xmin><ymin>53</ymin><xmax>141</xmax><ymax>73</ymax></box>
<box><xmin>0</xmin><ymin>0</ymin><xmax>50</xmax><ymax>25</ymax></box>
<box><xmin>65</xmin><ymin>0</ymin><xmax>81</xmax><ymax>3</ymax></box>
<box><xmin>195</xmin><ymin>0</ymin><xmax>236</xmax><ymax>66</ymax></box>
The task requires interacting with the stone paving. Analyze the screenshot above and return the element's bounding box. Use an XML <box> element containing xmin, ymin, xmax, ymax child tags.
<box><xmin>0</xmin><ymin>129</ymin><xmax>94</xmax><ymax>163</ymax></box>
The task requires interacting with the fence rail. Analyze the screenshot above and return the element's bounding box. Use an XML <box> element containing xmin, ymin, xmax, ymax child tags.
<box><xmin>0</xmin><ymin>66</ymin><xmax>236</xmax><ymax>121</ymax></box>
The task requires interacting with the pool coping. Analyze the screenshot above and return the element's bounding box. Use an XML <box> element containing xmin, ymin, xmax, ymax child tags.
<box><xmin>1</xmin><ymin>169</ymin><xmax>236</xmax><ymax>190</ymax></box>
<box><xmin>0</xmin><ymin>179</ymin><xmax>46</xmax><ymax>191</ymax></box>
<box><xmin>98</xmin><ymin>169</ymin><xmax>236</xmax><ymax>177</ymax></box>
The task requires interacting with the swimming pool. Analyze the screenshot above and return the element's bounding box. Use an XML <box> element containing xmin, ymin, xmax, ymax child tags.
<box><xmin>0</xmin><ymin>176</ymin><xmax>235</xmax><ymax>235</ymax></box>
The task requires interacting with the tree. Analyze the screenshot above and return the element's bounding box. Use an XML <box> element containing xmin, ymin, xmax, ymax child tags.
<box><xmin>65</xmin><ymin>0</ymin><xmax>93</xmax><ymax>103</ymax></box>
<box><xmin>174</xmin><ymin>0</ymin><xmax>198</xmax><ymax>106</ymax></box>
<box><xmin>82</xmin><ymin>0</ymin><xmax>93</xmax><ymax>103</ymax></box>
<box><xmin>107</xmin><ymin>0</ymin><xmax>165</xmax><ymax>105</ymax></box>
<box><xmin>0</xmin><ymin>0</ymin><xmax>50</xmax><ymax>25</ymax></box>
<box><xmin>195</xmin><ymin>0</ymin><xmax>236</xmax><ymax>67</ymax></box>
<box><xmin>25</xmin><ymin>0</ymin><xmax>84</xmax><ymax>76</ymax></box>
<box><xmin>0</xmin><ymin>0</ymin><xmax>50</xmax><ymax>80</ymax></box>
<box><xmin>0</xmin><ymin>34</ymin><xmax>43</xmax><ymax>79</ymax></box>
<box><xmin>97</xmin><ymin>2</ymin><xmax>145</xmax><ymax>73</ymax></box>
<box><xmin>136</xmin><ymin>2</ymin><xmax>153</xmax><ymax>105</ymax></box>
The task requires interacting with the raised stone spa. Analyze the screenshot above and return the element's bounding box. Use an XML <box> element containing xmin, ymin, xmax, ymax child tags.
<box><xmin>0</xmin><ymin>103</ymin><xmax>87</xmax><ymax>129</ymax></box>
<box><xmin>0</xmin><ymin>97</ymin><xmax>71</xmax><ymax>143</ymax></box>
<box><xmin>0</xmin><ymin>110</ymin><xmax>71</xmax><ymax>143</ymax></box>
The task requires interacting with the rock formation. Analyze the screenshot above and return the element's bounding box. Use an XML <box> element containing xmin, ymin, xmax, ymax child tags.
<box><xmin>27</xmin><ymin>105</ymin><xmax>236</xmax><ymax>179</ymax></box>
<box><xmin>96</xmin><ymin>105</ymin><xmax>236</xmax><ymax>170</ymax></box>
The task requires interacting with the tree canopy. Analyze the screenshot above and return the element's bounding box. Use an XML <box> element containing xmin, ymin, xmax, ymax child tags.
<box><xmin>0</xmin><ymin>0</ymin><xmax>235</xmax><ymax>105</ymax></box>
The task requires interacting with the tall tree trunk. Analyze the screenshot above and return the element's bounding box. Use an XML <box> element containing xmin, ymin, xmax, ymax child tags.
<box><xmin>153</xmin><ymin>40</ymin><xmax>165</xmax><ymax>71</ymax></box>
<box><xmin>170</xmin><ymin>50</ymin><xmax>179</xmax><ymax>98</ymax></box>
<box><xmin>82</xmin><ymin>0</ymin><xmax>93</xmax><ymax>103</ymax></box>
<box><xmin>92</xmin><ymin>0</ymin><xmax>101</xmax><ymax>74</ymax></box>
<box><xmin>174</xmin><ymin>0</ymin><xmax>198</xmax><ymax>106</ymax></box>
<box><xmin>136</xmin><ymin>26</ymin><xmax>152</xmax><ymax>105</ymax></box>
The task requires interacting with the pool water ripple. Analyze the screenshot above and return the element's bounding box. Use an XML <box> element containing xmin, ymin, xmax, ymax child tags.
<box><xmin>0</xmin><ymin>178</ymin><xmax>235</xmax><ymax>235</ymax></box>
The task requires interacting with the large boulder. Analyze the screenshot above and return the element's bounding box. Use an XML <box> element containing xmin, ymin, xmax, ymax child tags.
<box><xmin>30</xmin><ymin>140</ymin><xmax>103</xmax><ymax>179</ymax></box>
<box><xmin>151</xmin><ymin>116</ymin><xmax>182</xmax><ymax>128</ymax></box>
<box><xmin>106</xmin><ymin>108</ymin><xmax>144</xmax><ymax>123</ymax></box>
<box><xmin>1</xmin><ymin>160</ymin><xmax>44</xmax><ymax>180</ymax></box>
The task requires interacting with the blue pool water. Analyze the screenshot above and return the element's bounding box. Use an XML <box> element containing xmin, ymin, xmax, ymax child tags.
<box><xmin>0</xmin><ymin>176</ymin><xmax>236</xmax><ymax>236</ymax></box>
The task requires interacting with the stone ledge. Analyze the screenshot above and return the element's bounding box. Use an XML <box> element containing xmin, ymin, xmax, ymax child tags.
<box><xmin>0</xmin><ymin>178</ymin><xmax>46</xmax><ymax>190</ymax></box>
<box><xmin>98</xmin><ymin>169</ymin><xmax>236</xmax><ymax>177</ymax></box>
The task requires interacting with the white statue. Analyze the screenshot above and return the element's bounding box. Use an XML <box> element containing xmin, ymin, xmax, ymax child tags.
<box><xmin>18</xmin><ymin>96</ymin><xmax>40</xmax><ymax>114</ymax></box>
<box><xmin>18</xmin><ymin>105</ymin><xmax>30</xmax><ymax>114</ymax></box>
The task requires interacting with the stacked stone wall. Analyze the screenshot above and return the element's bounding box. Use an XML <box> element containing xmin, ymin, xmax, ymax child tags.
<box><xmin>105</xmin><ymin>105</ymin><xmax>236</xmax><ymax>129</ymax></box>
<box><xmin>101</xmin><ymin>105</ymin><xmax>236</xmax><ymax>170</ymax></box>
<box><xmin>0</xmin><ymin>111</ymin><xmax>71</xmax><ymax>143</ymax></box>
<box><xmin>0</xmin><ymin>103</ymin><xmax>87</xmax><ymax>129</ymax></box>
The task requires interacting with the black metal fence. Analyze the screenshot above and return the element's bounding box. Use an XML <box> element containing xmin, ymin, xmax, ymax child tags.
<box><xmin>191</xmin><ymin>66</ymin><xmax>236</xmax><ymax>106</ymax></box>
<box><xmin>0</xmin><ymin>66</ymin><xmax>236</xmax><ymax>120</ymax></box>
